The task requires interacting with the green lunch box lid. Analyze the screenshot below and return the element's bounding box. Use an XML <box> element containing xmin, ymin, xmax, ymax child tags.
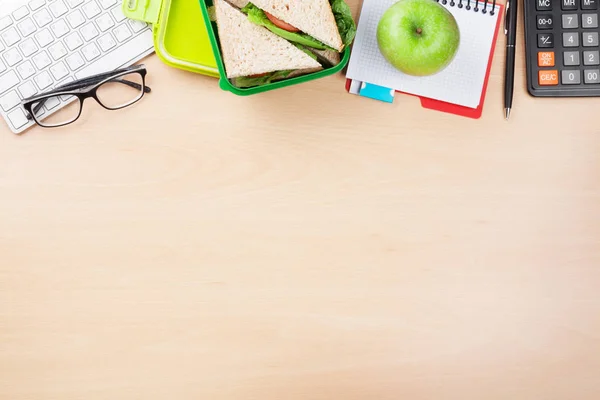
<box><xmin>122</xmin><ymin>0</ymin><xmax>220</xmax><ymax>77</ymax></box>
<box><xmin>197</xmin><ymin>0</ymin><xmax>351</xmax><ymax>96</ymax></box>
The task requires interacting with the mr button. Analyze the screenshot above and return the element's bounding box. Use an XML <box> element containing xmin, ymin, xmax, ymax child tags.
<box><xmin>538</xmin><ymin>51</ymin><xmax>555</xmax><ymax>66</ymax></box>
<box><xmin>539</xmin><ymin>70</ymin><xmax>559</xmax><ymax>85</ymax></box>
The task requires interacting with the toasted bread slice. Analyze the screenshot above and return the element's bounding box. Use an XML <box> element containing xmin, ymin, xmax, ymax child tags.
<box><xmin>250</xmin><ymin>0</ymin><xmax>344</xmax><ymax>52</ymax></box>
<box><xmin>215</xmin><ymin>0</ymin><xmax>321</xmax><ymax>78</ymax></box>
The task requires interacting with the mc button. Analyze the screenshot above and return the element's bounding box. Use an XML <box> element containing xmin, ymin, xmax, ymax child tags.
<box><xmin>539</xmin><ymin>70</ymin><xmax>559</xmax><ymax>85</ymax></box>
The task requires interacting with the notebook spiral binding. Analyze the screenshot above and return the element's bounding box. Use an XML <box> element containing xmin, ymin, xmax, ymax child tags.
<box><xmin>436</xmin><ymin>0</ymin><xmax>497</xmax><ymax>15</ymax></box>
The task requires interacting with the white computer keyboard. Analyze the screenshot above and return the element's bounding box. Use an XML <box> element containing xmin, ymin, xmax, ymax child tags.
<box><xmin>0</xmin><ymin>0</ymin><xmax>154</xmax><ymax>134</ymax></box>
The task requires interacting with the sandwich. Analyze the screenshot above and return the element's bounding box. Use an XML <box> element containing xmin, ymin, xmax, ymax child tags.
<box><xmin>214</xmin><ymin>0</ymin><xmax>322</xmax><ymax>88</ymax></box>
<box><xmin>239</xmin><ymin>0</ymin><xmax>356</xmax><ymax>66</ymax></box>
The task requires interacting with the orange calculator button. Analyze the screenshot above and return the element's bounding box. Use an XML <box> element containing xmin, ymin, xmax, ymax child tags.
<box><xmin>538</xmin><ymin>51</ymin><xmax>555</xmax><ymax>67</ymax></box>
<box><xmin>539</xmin><ymin>70</ymin><xmax>559</xmax><ymax>86</ymax></box>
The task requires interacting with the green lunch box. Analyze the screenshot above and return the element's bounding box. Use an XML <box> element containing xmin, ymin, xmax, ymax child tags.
<box><xmin>122</xmin><ymin>0</ymin><xmax>220</xmax><ymax>76</ymax></box>
<box><xmin>198</xmin><ymin>0</ymin><xmax>351</xmax><ymax>95</ymax></box>
<box><xmin>122</xmin><ymin>0</ymin><xmax>350</xmax><ymax>94</ymax></box>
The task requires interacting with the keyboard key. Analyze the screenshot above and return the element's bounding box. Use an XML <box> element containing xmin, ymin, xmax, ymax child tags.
<box><xmin>562</xmin><ymin>0</ymin><xmax>577</xmax><ymax>10</ymax></box>
<box><xmin>16</xmin><ymin>60</ymin><xmax>36</xmax><ymax>79</ymax></box>
<box><xmin>96</xmin><ymin>13</ymin><xmax>114</xmax><ymax>31</ymax></box>
<box><xmin>3</xmin><ymin>48</ymin><xmax>23</xmax><ymax>67</ymax></box>
<box><xmin>99</xmin><ymin>0</ymin><xmax>117</xmax><ymax>9</ymax></box>
<box><xmin>561</xmin><ymin>69</ymin><xmax>581</xmax><ymax>84</ymax></box>
<box><xmin>1</xmin><ymin>27</ymin><xmax>21</xmax><ymax>46</ymax></box>
<box><xmin>584</xmin><ymin>69</ymin><xmax>600</xmax><ymax>83</ymax></box>
<box><xmin>538</xmin><ymin>51</ymin><xmax>555</xmax><ymax>66</ymax></box>
<box><xmin>34</xmin><ymin>28</ymin><xmax>53</xmax><ymax>47</ymax></box>
<box><xmin>48</xmin><ymin>41</ymin><xmax>68</xmax><ymax>60</ymax></box>
<box><xmin>64</xmin><ymin>31</ymin><xmax>83</xmax><ymax>50</ymax></box>
<box><xmin>128</xmin><ymin>19</ymin><xmax>147</xmax><ymax>33</ymax></box>
<box><xmin>8</xmin><ymin>108</ymin><xmax>28</xmax><ymax>129</ymax></box>
<box><xmin>113</xmin><ymin>23</ymin><xmax>132</xmax><ymax>42</ymax></box>
<box><xmin>29</xmin><ymin>0</ymin><xmax>47</xmax><ymax>10</ymax></box>
<box><xmin>111</xmin><ymin>6</ymin><xmax>126</xmax><ymax>22</ymax></box>
<box><xmin>17</xmin><ymin>17</ymin><xmax>37</xmax><ymax>37</ymax></box>
<box><xmin>66</xmin><ymin>0</ymin><xmax>84</xmax><ymax>7</ymax></box>
<box><xmin>583</xmin><ymin>32</ymin><xmax>599</xmax><ymax>46</ymax></box>
<box><xmin>81</xmin><ymin>42</ymin><xmax>100</xmax><ymax>61</ymax></box>
<box><xmin>564</xmin><ymin>51</ymin><xmax>580</xmax><ymax>65</ymax></box>
<box><xmin>0</xmin><ymin>90</ymin><xmax>21</xmax><ymax>111</ymax></box>
<box><xmin>49</xmin><ymin>0</ymin><xmax>68</xmax><ymax>17</ymax></box>
<box><xmin>537</xmin><ymin>15</ymin><xmax>554</xmax><ymax>29</ymax></box>
<box><xmin>536</xmin><ymin>0</ymin><xmax>552</xmax><ymax>10</ymax></box>
<box><xmin>582</xmin><ymin>0</ymin><xmax>598</xmax><ymax>10</ymax></box>
<box><xmin>33</xmin><ymin>8</ymin><xmax>52</xmax><ymax>27</ymax></box>
<box><xmin>76</xmin><ymin>28</ymin><xmax>152</xmax><ymax>79</ymax></box>
<box><xmin>65</xmin><ymin>52</ymin><xmax>84</xmax><ymax>70</ymax></box>
<box><xmin>98</xmin><ymin>32</ymin><xmax>116</xmax><ymax>51</ymax></box>
<box><xmin>66</xmin><ymin>10</ymin><xmax>85</xmax><ymax>28</ymax></box>
<box><xmin>0</xmin><ymin>59</ymin><xmax>5</xmax><ymax>74</ymax></box>
<box><xmin>80</xmin><ymin>22</ymin><xmax>99</xmax><ymax>40</ymax></box>
<box><xmin>562</xmin><ymin>14</ymin><xmax>578</xmax><ymax>28</ymax></box>
<box><xmin>0</xmin><ymin>71</ymin><xmax>20</xmax><ymax>94</ymax></box>
<box><xmin>18</xmin><ymin>81</ymin><xmax>37</xmax><ymax>99</ymax></box>
<box><xmin>539</xmin><ymin>70</ymin><xmax>559</xmax><ymax>85</ymax></box>
<box><xmin>34</xmin><ymin>71</ymin><xmax>53</xmax><ymax>90</ymax></box>
<box><xmin>19</xmin><ymin>37</ymin><xmax>38</xmax><ymax>57</ymax></box>
<box><xmin>0</xmin><ymin>16</ymin><xmax>13</xmax><ymax>31</ymax></box>
<box><xmin>44</xmin><ymin>96</ymin><xmax>61</xmax><ymax>111</ymax></box>
<box><xmin>0</xmin><ymin>41</ymin><xmax>3</xmax><ymax>52</ymax></box>
<box><xmin>13</xmin><ymin>6</ymin><xmax>30</xmax><ymax>20</ymax></box>
<box><xmin>50</xmin><ymin>61</ymin><xmax>69</xmax><ymax>80</ymax></box>
<box><xmin>583</xmin><ymin>50</ymin><xmax>600</xmax><ymax>65</ymax></box>
<box><xmin>50</xmin><ymin>19</ymin><xmax>69</xmax><ymax>37</ymax></box>
<box><xmin>32</xmin><ymin>51</ymin><xmax>51</xmax><ymax>69</ymax></box>
<box><xmin>582</xmin><ymin>13</ymin><xmax>598</xmax><ymax>28</ymax></box>
<box><xmin>82</xmin><ymin>1</ymin><xmax>101</xmax><ymax>18</ymax></box>
<box><xmin>538</xmin><ymin>33</ymin><xmax>554</xmax><ymax>48</ymax></box>
<box><xmin>563</xmin><ymin>32</ymin><xmax>579</xmax><ymax>47</ymax></box>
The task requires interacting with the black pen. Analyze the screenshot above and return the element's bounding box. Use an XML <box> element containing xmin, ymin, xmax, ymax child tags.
<box><xmin>504</xmin><ymin>0</ymin><xmax>518</xmax><ymax>120</ymax></box>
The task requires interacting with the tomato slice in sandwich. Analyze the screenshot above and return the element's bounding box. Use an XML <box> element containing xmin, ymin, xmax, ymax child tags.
<box><xmin>264</xmin><ymin>11</ymin><xmax>300</xmax><ymax>32</ymax></box>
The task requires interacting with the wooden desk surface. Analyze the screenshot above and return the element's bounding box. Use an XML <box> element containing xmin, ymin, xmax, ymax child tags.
<box><xmin>1</xmin><ymin>2</ymin><xmax>600</xmax><ymax>398</ymax></box>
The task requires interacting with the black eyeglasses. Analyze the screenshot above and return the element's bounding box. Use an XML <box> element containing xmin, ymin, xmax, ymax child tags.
<box><xmin>21</xmin><ymin>64</ymin><xmax>151</xmax><ymax>128</ymax></box>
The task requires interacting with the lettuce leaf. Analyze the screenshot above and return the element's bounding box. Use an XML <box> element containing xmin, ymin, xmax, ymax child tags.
<box><xmin>330</xmin><ymin>0</ymin><xmax>356</xmax><ymax>46</ymax></box>
<box><xmin>241</xmin><ymin>3</ymin><xmax>334</xmax><ymax>51</ymax></box>
<box><xmin>231</xmin><ymin>70</ymin><xmax>294</xmax><ymax>88</ymax></box>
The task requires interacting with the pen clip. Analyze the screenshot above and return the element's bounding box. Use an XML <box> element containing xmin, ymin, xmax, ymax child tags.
<box><xmin>504</xmin><ymin>0</ymin><xmax>510</xmax><ymax>35</ymax></box>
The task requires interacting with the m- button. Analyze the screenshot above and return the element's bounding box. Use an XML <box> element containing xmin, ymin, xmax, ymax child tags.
<box><xmin>539</xmin><ymin>70</ymin><xmax>559</xmax><ymax>85</ymax></box>
<box><xmin>538</xmin><ymin>51</ymin><xmax>555</xmax><ymax>66</ymax></box>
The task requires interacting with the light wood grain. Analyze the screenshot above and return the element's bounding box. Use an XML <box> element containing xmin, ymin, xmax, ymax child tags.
<box><xmin>1</xmin><ymin>2</ymin><xmax>600</xmax><ymax>399</ymax></box>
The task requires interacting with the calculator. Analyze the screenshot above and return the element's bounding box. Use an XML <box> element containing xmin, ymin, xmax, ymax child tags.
<box><xmin>524</xmin><ymin>0</ymin><xmax>600</xmax><ymax>96</ymax></box>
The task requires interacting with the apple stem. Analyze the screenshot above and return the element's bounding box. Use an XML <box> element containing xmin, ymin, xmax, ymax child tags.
<box><xmin>416</xmin><ymin>27</ymin><xmax>422</xmax><ymax>35</ymax></box>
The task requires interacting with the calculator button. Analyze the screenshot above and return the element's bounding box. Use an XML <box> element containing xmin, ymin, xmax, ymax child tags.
<box><xmin>536</xmin><ymin>0</ymin><xmax>552</xmax><ymax>10</ymax></box>
<box><xmin>582</xmin><ymin>13</ymin><xmax>599</xmax><ymax>28</ymax></box>
<box><xmin>562</xmin><ymin>14</ymin><xmax>579</xmax><ymax>28</ymax></box>
<box><xmin>561</xmin><ymin>70</ymin><xmax>581</xmax><ymax>84</ymax></box>
<box><xmin>538</xmin><ymin>33</ymin><xmax>554</xmax><ymax>48</ymax></box>
<box><xmin>538</xmin><ymin>51</ymin><xmax>555</xmax><ymax>66</ymax></box>
<box><xmin>539</xmin><ymin>70</ymin><xmax>559</xmax><ymax>85</ymax></box>
<box><xmin>583</xmin><ymin>32</ymin><xmax>599</xmax><ymax>46</ymax></box>
<box><xmin>582</xmin><ymin>0</ymin><xmax>598</xmax><ymax>10</ymax></box>
<box><xmin>583</xmin><ymin>50</ymin><xmax>600</xmax><ymax>65</ymax></box>
<box><xmin>562</xmin><ymin>0</ymin><xmax>577</xmax><ymax>10</ymax></box>
<box><xmin>564</xmin><ymin>51</ymin><xmax>581</xmax><ymax>65</ymax></box>
<box><xmin>584</xmin><ymin>69</ymin><xmax>600</xmax><ymax>83</ymax></box>
<box><xmin>537</xmin><ymin>15</ymin><xmax>554</xmax><ymax>29</ymax></box>
<box><xmin>563</xmin><ymin>32</ymin><xmax>579</xmax><ymax>47</ymax></box>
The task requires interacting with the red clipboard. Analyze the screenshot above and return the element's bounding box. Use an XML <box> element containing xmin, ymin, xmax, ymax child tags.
<box><xmin>345</xmin><ymin>3</ymin><xmax>504</xmax><ymax>119</ymax></box>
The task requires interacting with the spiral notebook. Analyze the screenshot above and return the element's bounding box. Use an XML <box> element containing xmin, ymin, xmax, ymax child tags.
<box><xmin>345</xmin><ymin>0</ymin><xmax>503</xmax><ymax>118</ymax></box>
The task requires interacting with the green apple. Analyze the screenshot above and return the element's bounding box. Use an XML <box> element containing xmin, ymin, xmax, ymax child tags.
<box><xmin>377</xmin><ymin>0</ymin><xmax>460</xmax><ymax>76</ymax></box>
